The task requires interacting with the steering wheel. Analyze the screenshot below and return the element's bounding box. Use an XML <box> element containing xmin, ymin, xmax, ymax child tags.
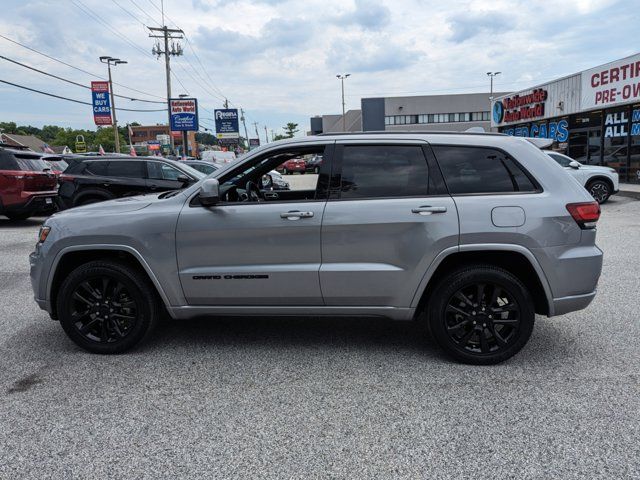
<box><xmin>245</xmin><ymin>181</ymin><xmax>262</xmax><ymax>202</ymax></box>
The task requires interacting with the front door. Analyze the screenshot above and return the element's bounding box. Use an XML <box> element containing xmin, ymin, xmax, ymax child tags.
<box><xmin>320</xmin><ymin>142</ymin><xmax>459</xmax><ymax>308</ymax></box>
<box><xmin>176</xmin><ymin>143</ymin><xmax>332</xmax><ymax>306</ymax></box>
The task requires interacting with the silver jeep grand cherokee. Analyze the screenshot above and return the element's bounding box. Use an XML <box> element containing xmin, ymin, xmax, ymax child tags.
<box><xmin>30</xmin><ymin>132</ymin><xmax>603</xmax><ymax>364</ymax></box>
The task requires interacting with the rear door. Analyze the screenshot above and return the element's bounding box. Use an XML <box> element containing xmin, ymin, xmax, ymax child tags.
<box><xmin>319</xmin><ymin>141</ymin><xmax>459</xmax><ymax>307</ymax></box>
<box><xmin>105</xmin><ymin>160</ymin><xmax>146</xmax><ymax>197</ymax></box>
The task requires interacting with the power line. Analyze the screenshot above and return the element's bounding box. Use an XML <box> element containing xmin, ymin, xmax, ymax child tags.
<box><xmin>0</xmin><ymin>79</ymin><xmax>166</xmax><ymax>112</ymax></box>
<box><xmin>0</xmin><ymin>33</ymin><xmax>165</xmax><ymax>100</ymax></box>
<box><xmin>0</xmin><ymin>55</ymin><xmax>166</xmax><ymax>104</ymax></box>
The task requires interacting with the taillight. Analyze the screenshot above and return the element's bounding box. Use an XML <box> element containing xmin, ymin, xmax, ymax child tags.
<box><xmin>58</xmin><ymin>174</ymin><xmax>75</xmax><ymax>183</ymax></box>
<box><xmin>566</xmin><ymin>202</ymin><xmax>600</xmax><ymax>229</ymax></box>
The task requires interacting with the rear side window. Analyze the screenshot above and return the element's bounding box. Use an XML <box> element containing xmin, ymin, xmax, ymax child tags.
<box><xmin>548</xmin><ymin>153</ymin><xmax>572</xmax><ymax>167</ymax></box>
<box><xmin>84</xmin><ymin>161</ymin><xmax>108</xmax><ymax>176</ymax></box>
<box><xmin>147</xmin><ymin>162</ymin><xmax>183</xmax><ymax>180</ymax></box>
<box><xmin>107</xmin><ymin>161</ymin><xmax>144</xmax><ymax>178</ymax></box>
<box><xmin>432</xmin><ymin>146</ymin><xmax>537</xmax><ymax>194</ymax></box>
<box><xmin>339</xmin><ymin>145</ymin><xmax>429</xmax><ymax>199</ymax></box>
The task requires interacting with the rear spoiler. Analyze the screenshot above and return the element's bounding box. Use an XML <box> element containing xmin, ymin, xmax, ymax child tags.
<box><xmin>524</xmin><ymin>137</ymin><xmax>554</xmax><ymax>149</ymax></box>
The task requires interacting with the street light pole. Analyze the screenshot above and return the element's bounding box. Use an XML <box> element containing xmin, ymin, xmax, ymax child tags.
<box><xmin>336</xmin><ymin>74</ymin><xmax>351</xmax><ymax>132</ymax></box>
<box><xmin>487</xmin><ymin>71</ymin><xmax>501</xmax><ymax>105</ymax></box>
<box><xmin>100</xmin><ymin>56</ymin><xmax>127</xmax><ymax>153</ymax></box>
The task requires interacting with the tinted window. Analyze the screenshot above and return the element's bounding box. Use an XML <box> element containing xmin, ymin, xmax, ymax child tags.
<box><xmin>433</xmin><ymin>146</ymin><xmax>537</xmax><ymax>194</ymax></box>
<box><xmin>548</xmin><ymin>153</ymin><xmax>572</xmax><ymax>167</ymax></box>
<box><xmin>107</xmin><ymin>161</ymin><xmax>144</xmax><ymax>178</ymax></box>
<box><xmin>84</xmin><ymin>161</ymin><xmax>108</xmax><ymax>176</ymax></box>
<box><xmin>148</xmin><ymin>162</ymin><xmax>183</xmax><ymax>180</ymax></box>
<box><xmin>13</xmin><ymin>153</ymin><xmax>50</xmax><ymax>171</ymax></box>
<box><xmin>339</xmin><ymin>145</ymin><xmax>429</xmax><ymax>198</ymax></box>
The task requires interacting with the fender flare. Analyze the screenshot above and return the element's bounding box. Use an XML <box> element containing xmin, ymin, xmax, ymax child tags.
<box><xmin>409</xmin><ymin>243</ymin><xmax>555</xmax><ymax>316</ymax></box>
<box><xmin>46</xmin><ymin>244</ymin><xmax>173</xmax><ymax>310</ymax></box>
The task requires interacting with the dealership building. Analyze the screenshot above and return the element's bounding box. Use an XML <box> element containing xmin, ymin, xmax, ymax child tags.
<box><xmin>492</xmin><ymin>52</ymin><xmax>640</xmax><ymax>183</ymax></box>
<box><xmin>310</xmin><ymin>92</ymin><xmax>507</xmax><ymax>135</ymax></box>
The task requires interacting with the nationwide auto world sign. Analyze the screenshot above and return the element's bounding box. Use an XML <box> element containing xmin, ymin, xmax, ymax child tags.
<box><xmin>214</xmin><ymin>109</ymin><xmax>239</xmax><ymax>139</ymax></box>
<box><xmin>91</xmin><ymin>81</ymin><xmax>112</xmax><ymax>126</ymax></box>
<box><xmin>492</xmin><ymin>88</ymin><xmax>548</xmax><ymax>125</ymax></box>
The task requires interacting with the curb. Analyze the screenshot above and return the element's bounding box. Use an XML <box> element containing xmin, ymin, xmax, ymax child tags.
<box><xmin>618</xmin><ymin>190</ymin><xmax>640</xmax><ymax>200</ymax></box>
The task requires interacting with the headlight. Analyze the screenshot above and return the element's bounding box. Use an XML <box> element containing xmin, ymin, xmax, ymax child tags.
<box><xmin>38</xmin><ymin>226</ymin><xmax>51</xmax><ymax>243</ymax></box>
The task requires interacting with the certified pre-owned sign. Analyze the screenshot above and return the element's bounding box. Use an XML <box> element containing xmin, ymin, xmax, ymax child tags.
<box><xmin>214</xmin><ymin>109</ymin><xmax>240</xmax><ymax>139</ymax></box>
<box><xmin>170</xmin><ymin>98</ymin><xmax>199</xmax><ymax>131</ymax></box>
<box><xmin>581</xmin><ymin>53</ymin><xmax>640</xmax><ymax>109</ymax></box>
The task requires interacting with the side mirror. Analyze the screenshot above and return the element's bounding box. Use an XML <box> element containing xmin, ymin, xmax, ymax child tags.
<box><xmin>568</xmin><ymin>161</ymin><xmax>580</xmax><ymax>169</ymax></box>
<box><xmin>199</xmin><ymin>178</ymin><xmax>220</xmax><ymax>206</ymax></box>
<box><xmin>260</xmin><ymin>173</ymin><xmax>273</xmax><ymax>190</ymax></box>
<box><xmin>177</xmin><ymin>174</ymin><xmax>192</xmax><ymax>184</ymax></box>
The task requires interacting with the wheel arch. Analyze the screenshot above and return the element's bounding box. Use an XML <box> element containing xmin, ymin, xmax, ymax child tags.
<box><xmin>48</xmin><ymin>245</ymin><xmax>172</xmax><ymax>319</ymax></box>
<box><xmin>72</xmin><ymin>188</ymin><xmax>114</xmax><ymax>206</ymax></box>
<box><xmin>585</xmin><ymin>175</ymin><xmax>614</xmax><ymax>190</ymax></box>
<box><xmin>412</xmin><ymin>245</ymin><xmax>554</xmax><ymax>318</ymax></box>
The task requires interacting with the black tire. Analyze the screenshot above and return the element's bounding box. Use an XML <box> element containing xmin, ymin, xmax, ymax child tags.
<box><xmin>586</xmin><ymin>179</ymin><xmax>611</xmax><ymax>204</ymax></box>
<box><xmin>73</xmin><ymin>189</ymin><xmax>114</xmax><ymax>207</ymax></box>
<box><xmin>5</xmin><ymin>212</ymin><xmax>32</xmax><ymax>221</ymax></box>
<box><xmin>57</xmin><ymin>260</ymin><xmax>159</xmax><ymax>354</ymax></box>
<box><xmin>426</xmin><ymin>265</ymin><xmax>535</xmax><ymax>365</ymax></box>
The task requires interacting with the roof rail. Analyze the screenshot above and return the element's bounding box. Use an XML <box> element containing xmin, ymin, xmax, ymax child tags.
<box><xmin>316</xmin><ymin>130</ymin><xmax>506</xmax><ymax>136</ymax></box>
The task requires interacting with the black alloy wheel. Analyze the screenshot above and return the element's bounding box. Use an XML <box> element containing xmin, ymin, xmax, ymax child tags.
<box><xmin>57</xmin><ymin>260</ymin><xmax>158</xmax><ymax>353</ymax></box>
<box><xmin>427</xmin><ymin>265</ymin><xmax>535</xmax><ymax>364</ymax></box>
<box><xmin>68</xmin><ymin>277</ymin><xmax>138</xmax><ymax>344</ymax></box>
<box><xmin>587</xmin><ymin>180</ymin><xmax>611</xmax><ymax>204</ymax></box>
<box><xmin>444</xmin><ymin>283</ymin><xmax>520</xmax><ymax>355</ymax></box>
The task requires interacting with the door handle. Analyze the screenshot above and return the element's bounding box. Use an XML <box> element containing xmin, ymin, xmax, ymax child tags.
<box><xmin>280</xmin><ymin>210</ymin><xmax>314</xmax><ymax>220</ymax></box>
<box><xmin>411</xmin><ymin>206</ymin><xmax>447</xmax><ymax>215</ymax></box>
<box><xmin>149</xmin><ymin>184</ymin><xmax>157</xmax><ymax>190</ymax></box>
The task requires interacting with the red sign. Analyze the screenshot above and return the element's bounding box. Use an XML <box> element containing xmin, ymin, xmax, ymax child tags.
<box><xmin>501</xmin><ymin>88</ymin><xmax>548</xmax><ymax>123</ymax></box>
<box><xmin>91</xmin><ymin>81</ymin><xmax>112</xmax><ymax>126</ymax></box>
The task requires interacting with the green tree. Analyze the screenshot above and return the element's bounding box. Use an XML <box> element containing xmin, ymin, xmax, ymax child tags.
<box><xmin>283</xmin><ymin>122</ymin><xmax>299</xmax><ymax>138</ymax></box>
<box><xmin>93</xmin><ymin>126</ymin><xmax>126</xmax><ymax>152</ymax></box>
<box><xmin>195</xmin><ymin>131</ymin><xmax>217</xmax><ymax>145</ymax></box>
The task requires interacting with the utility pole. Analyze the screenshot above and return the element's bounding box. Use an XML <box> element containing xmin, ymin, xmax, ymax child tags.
<box><xmin>264</xmin><ymin>125</ymin><xmax>269</xmax><ymax>143</ymax></box>
<box><xmin>270</xmin><ymin>129</ymin><xmax>274</xmax><ymax>142</ymax></box>
<box><xmin>252</xmin><ymin>121</ymin><xmax>260</xmax><ymax>143</ymax></box>
<box><xmin>240</xmin><ymin>108</ymin><xmax>250</xmax><ymax>151</ymax></box>
<box><xmin>149</xmin><ymin>22</ymin><xmax>184</xmax><ymax>153</ymax></box>
<box><xmin>336</xmin><ymin>73</ymin><xmax>351</xmax><ymax>132</ymax></box>
<box><xmin>224</xmin><ymin>99</ymin><xmax>229</xmax><ymax>109</ymax></box>
<box><xmin>100</xmin><ymin>56</ymin><xmax>127</xmax><ymax>153</ymax></box>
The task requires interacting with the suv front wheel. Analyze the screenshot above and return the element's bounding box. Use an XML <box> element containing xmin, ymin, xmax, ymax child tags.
<box><xmin>57</xmin><ymin>260</ymin><xmax>159</xmax><ymax>353</ymax></box>
<box><xmin>426</xmin><ymin>265</ymin><xmax>535</xmax><ymax>365</ymax></box>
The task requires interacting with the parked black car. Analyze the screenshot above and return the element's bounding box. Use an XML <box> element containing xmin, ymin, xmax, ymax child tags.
<box><xmin>305</xmin><ymin>154</ymin><xmax>323</xmax><ymax>173</ymax></box>
<box><xmin>57</xmin><ymin>156</ymin><xmax>204</xmax><ymax>209</ymax></box>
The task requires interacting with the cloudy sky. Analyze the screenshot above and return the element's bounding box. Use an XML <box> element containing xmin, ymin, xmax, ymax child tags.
<box><xmin>0</xmin><ymin>0</ymin><xmax>637</xmax><ymax>141</ymax></box>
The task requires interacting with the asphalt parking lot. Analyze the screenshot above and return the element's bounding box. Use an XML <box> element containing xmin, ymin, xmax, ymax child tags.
<box><xmin>0</xmin><ymin>197</ymin><xmax>639</xmax><ymax>479</ymax></box>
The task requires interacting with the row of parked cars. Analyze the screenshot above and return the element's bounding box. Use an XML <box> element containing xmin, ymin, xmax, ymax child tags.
<box><xmin>0</xmin><ymin>144</ymin><xmax>293</xmax><ymax>221</ymax></box>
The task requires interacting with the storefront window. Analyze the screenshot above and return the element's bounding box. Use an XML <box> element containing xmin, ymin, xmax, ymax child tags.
<box><xmin>568</xmin><ymin>111</ymin><xmax>602</xmax><ymax>165</ymax></box>
<box><xmin>602</xmin><ymin>106</ymin><xmax>631</xmax><ymax>178</ymax></box>
<box><xmin>630</xmin><ymin>104</ymin><xmax>640</xmax><ymax>183</ymax></box>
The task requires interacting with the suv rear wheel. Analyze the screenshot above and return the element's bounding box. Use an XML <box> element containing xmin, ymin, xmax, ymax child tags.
<box><xmin>426</xmin><ymin>265</ymin><xmax>535</xmax><ymax>365</ymax></box>
<box><xmin>586</xmin><ymin>179</ymin><xmax>611</xmax><ymax>204</ymax></box>
<box><xmin>57</xmin><ymin>260</ymin><xmax>159</xmax><ymax>354</ymax></box>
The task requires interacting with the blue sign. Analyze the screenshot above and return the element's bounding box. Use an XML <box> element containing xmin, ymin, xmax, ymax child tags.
<box><xmin>169</xmin><ymin>98</ymin><xmax>199</xmax><ymax>131</ymax></box>
<box><xmin>214</xmin><ymin>109</ymin><xmax>239</xmax><ymax>138</ymax></box>
<box><xmin>91</xmin><ymin>81</ymin><xmax>112</xmax><ymax>126</ymax></box>
<box><xmin>503</xmin><ymin>119</ymin><xmax>569</xmax><ymax>143</ymax></box>
<box><xmin>492</xmin><ymin>101</ymin><xmax>504</xmax><ymax>124</ymax></box>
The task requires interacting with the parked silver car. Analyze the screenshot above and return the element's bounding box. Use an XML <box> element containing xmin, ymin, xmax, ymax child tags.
<box><xmin>30</xmin><ymin>132</ymin><xmax>603</xmax><ymax>364</ymax></box>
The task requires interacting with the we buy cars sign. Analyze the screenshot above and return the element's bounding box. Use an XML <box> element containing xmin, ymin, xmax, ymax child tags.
<box><xmin>91</xmin><ymin>81</ymin><xmax>112</xmax><ymax>126</ymax></box>
<box><xmin>169</xmin><ymin>98</ymin><xmax>199</xmax><ymax>131</ymax></box>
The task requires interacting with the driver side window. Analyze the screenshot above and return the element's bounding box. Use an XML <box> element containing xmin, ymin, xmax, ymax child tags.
<box><xmin>217</xmin><ymin>145</ymin><xmax>328</xmax><ymax>204</ymax></box>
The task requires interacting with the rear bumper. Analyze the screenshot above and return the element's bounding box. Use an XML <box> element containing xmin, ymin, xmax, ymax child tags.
<box><xmin>4</xmin><ymin>191</ymin><xmax>58</xmax><ymax>214</ymax></box>
<box><xmin>551</xmin><ymin>291</ymin><xmax>597</xmax><ymax>316</ymax></box>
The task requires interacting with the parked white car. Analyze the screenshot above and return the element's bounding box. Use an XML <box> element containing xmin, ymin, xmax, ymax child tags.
<box><xmin>201</xmin><ymin>150</ymin><xmax>237</xmax><ymax>164</ymax></box>
<box><xmin>546</xmin><ymin>151</ymin><xmax>619</xmax><ymax>204</ymax></box>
